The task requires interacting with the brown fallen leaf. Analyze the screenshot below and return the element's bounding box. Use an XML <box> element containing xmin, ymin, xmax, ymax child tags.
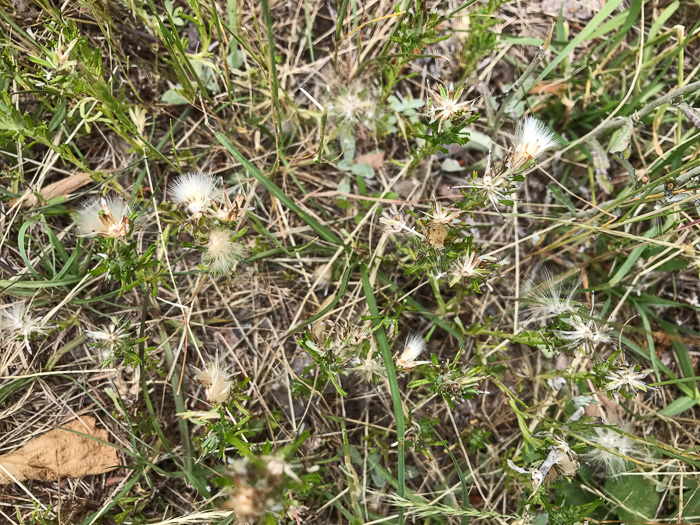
<box><xmin>10</xmin><ymin>173</ymin><xmax>93</xmax><ymax>209</ymax></box>
<box><xmin>0</xmin><ymin>416</ymin><xmax>119</xmax><ymax>484</ymax></box>
<box><xmin>354</xmin><ymin>151</ymin><xmax>385</xmax><ymax>169</ymax></box>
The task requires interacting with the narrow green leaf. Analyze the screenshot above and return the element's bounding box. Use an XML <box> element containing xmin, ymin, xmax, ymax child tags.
<box><xmin>533</xmin><ymin>0</ymin><xmax>625</xmax><ymax>85</ymax></box>
<box><xmin>287</xmin><ymin>263</ymin><xmax>356</xmax><ymax>336</ymax></box>
<box><xmin>609</xmin><ymin>244</ymin><xmax>646</xmax><ymax>286</ymax></box>
<box><xmin>659</xmin><ymin>396</ymin><xmax>697</xmax><ymax>417</ymax></box>
<box><xmin>215</xmin><ymin>132</ymin><xmax>343</xmax><ymax>245</ymax></box>
<box><xmin>360</xmin><ymin>264</ymin><xmax>405</xmax><ymax>524</ymax></box>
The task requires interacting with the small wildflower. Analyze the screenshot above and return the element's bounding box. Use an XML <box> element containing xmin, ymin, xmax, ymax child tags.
<box><xmin>194</xmin><ymin>360</ymin><xmax>233</xmax><ymax>403</ymax></box>
<box><xmin>169</xmin><ymin>172</ymin><xmax>220</xmax><ymax>215</ymax></box>
<box><xmin>508</xmin><ymin>439</ymin><xmax>578</xmax><ymax>490</ymax></box>
<box><xmin>329</xmin><ymin>85</ymin><xmax>376</xmax><ymax>130</ymax></box>
<box><xmin>424</xmin><ymin>200</ymin><xmax>462</xmax><ymax>226</ymax></box>
<box><xmin>379</xmin><ymin>212</ymin><xmax>424</xmax><ymax>238</ymax></box>
<box><xmin>213</xmin><ymin>188</ymin><xmax>250</xmax><ymax>223</ymax></box>
<box><xmin>451</xmin><ymin>155</ymin><xmax>513</xmax><ymax>218</ymax></box>
<box><xmin>586</xmin><ymin>424</ymin><xmax>645</xmax><ymax>475</ymax></box>
<box><xmin>396</xmin><ymin>333</ymin><xmax>430</xmax><ymax>369</ymax></box>
<box><xmin>85</xmin><ymin>319</ymin><xmax>128</xmax><ymax>361</ymax></box>
<box><xmin>605</xmin><ymin>363</ymin><xmax>657</xmax><ymax>395</ymax></box>
<box><xmin>76</xmin><ymin>197</ymin><xmax>133</xmax><ymax>238</ymax></box>
<box><xmin>519</xmin><ymin>271</ymin><xmax>582</xmax><ymax>326</ymax></box>
<box><xmin>547</xmin><ymin>376</ymin><xmax>567</xmax><ymax>392</ymax></box>
<box><xmin>425</xmin><ymin>83</ymin><xmax>474</xmax><ymax>133</ymax></box>
<box><xmin>556</xmin><ymin>316</ymin><xmax>612</xmax><ymax>349</ymax></box>
<box><xmin>264</xmin><ymin>455</ymin><xmax>301</xmax><ymax>483</ymax></box>
<box><xmin>421</xmin><ymin>201</ymin><xmax>461</xmax><ymax>250</ymax></box>
<box><xmin>0</xmin><ymin>302</ymin><xmax>48</xmax><ymax>344</ymax></box>
<box><xmin>202</xmin><ymin>228</ymin><xmax>246</xmax><ymax>275</ymax></box>
<box><xmin>449</xmin><ymin>251</ymin><xmax>487</xmax><ymax>286</ymax></box>
<box><xmin>128</xmin><ymin>106</ymin><xmax>148</xmax><ymax>138</ymax></box>
<box><xmin>352</xmin><ymin>355</ymin><xmax>386</xmax><ymax>382</ymax></box>
<box><xmin>508</xmin><ymin>116</ymin><xmax>558</xmax><ymax>171</ymax></box>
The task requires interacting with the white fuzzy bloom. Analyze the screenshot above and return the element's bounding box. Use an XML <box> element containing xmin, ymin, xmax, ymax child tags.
<box><xmin>379</xmin><ymin>212</ymin><xmax>424</xmax><ymax>238</ymax></box>
<box><xmin>556</xmin><ymin>316</ymin><xmax>612</xmax><ymax>349</ymax></box>
<box><xmin>586</xmin><ymin>425</ymin><xmax>645</xmax><ymax>475</ymax></box>
<box><xmin>547</xmin><ymin>376</ymin><xmax>567</xmax><ymax>392</ymax></box>
<box><xmin>519</xmin><ymin>271</ymin><xmax>582</xmax><ymax>326</ymax></box>
<box><xmin>0</xmin><ymin>302</ymin><xmax>48</xmax><ymax>341</ymax></box>
<box><xmin>265</xmin><ymin>455</ymin><xmax>301</xmax><ymax>482</ymax></box>
<box><xmin>85</xmin><ymin>319</ymin><xmax>127</xmax><ymax>360</ymax></box>
<box><xmin>329</xmin><ymin>84</ymin><xmax>376</xmax><ymax>129</ymax></box>
<box><xmin>605</xmin><ymin>365</ymin><xmax>657</xmax><ymax>395</ymax></box>
<box><xmin>202</xmin><ymin>228</ymin><xmax>246</xmax><ymax>275</ymax></box>
<box><xmin>449</xmin><ymin>251</ymin><xmax>486</xmax><ymax>286</ymax></box>
<box><xmin>425</xmin><ymin>201</ymin><xmax>462</xmax><ymax>225</ymax></box>
<box><xmin>396</xmin><ymin>333</ymin><xmax>429</xmax><ymax>369</ymax></box>
<box><xmin>194</xmin><ymin>360</ymin><xmax>233</xmax><ymax>404</ymax></box>
<box><xmin>76</xmin><ymin>197</ymin><xmax>133</xmax><ymax>238</ymax></box>
<box><xmin>425</xmin><ymin>83</ymin><xmax>474</xmax><ymax>132</ymax></box>
<box><xmin>507</xmin><ymin>439</ymin><xmax>578</xmax><ymax>490</ymax></box>
<box><xmin>508</xmin><ymin>117</ymin><xmax>558</xmax><ymax>170</ymax></box>
<box><xmin>169</xmin><ymin>172</ymin><xmax>220</xmax><ymax>214</ymax></box>
<box><xmin>352</xmin><ymin>355</ymin><xmax>386</xmax><ymax>382</ymax></box>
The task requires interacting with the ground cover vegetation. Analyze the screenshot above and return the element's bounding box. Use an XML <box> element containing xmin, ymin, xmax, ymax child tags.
<box><xmin>1</xmin><ymin>0</ymin><xmax>700</xmax><ymax>524</ymax></box>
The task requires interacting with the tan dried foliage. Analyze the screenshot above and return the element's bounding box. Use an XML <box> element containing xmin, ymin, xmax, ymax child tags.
<box><xmin>10</xmin><ymin>173</ymin><xmax>93</xmax><ymax>209</ymax></box>
<box><xmin>0</xmin><ymin>416</ymin><xmax>119</xmax><ymax>483</ymax></box>
<box><xmin>354</xmin><ymin>151</ymin><xmax>385</xmax><ymax>169</ymax></box>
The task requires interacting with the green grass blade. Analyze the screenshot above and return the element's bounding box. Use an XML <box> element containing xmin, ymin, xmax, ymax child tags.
<box><xmin>360</xmin><ymin>264</ymin><xmax>405</xmax><ymax>525</ymax></box>
<box><xmin>260</xmin><ymin>0</ymin><xmax>283</xmax><ymax>148</ymax></box>
<box><xmin>533</xmin><ymin>0</ymin><xmax>625</xmax><ymax>85</ymax></box>
<box><xmin>287</xmin><ymin>262</ymin><xmax>356</xmax><ymax>336</ymax></box>
<box><xmin>215</xmin><ymin>132</ymin><xmax>343</xmax><ymax>245</ymax></box>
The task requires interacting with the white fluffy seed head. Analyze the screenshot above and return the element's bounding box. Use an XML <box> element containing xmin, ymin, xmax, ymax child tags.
<box><xmin>0</xmin><ymin>301</ymin><xmax>47</xmax><ymax>339</ymax></box>
<box><xmin>519</xmin><ymin>270</ymin><xmax>582</xmax><ymax>326</ymax></box>
<box><xmin>586</xmin><ymin>425</ymin><xmax>645</xmax><ymax>475</ymax></box>
<box><xmin>85</xmin><ymin>319</ymin><xmax>127</xmax><ymax>360</ymax></box>
<box><xmin>202</xmin><ymin>228</ymin><xmax>246</xmax><ymax>275</ymax></box>
<box><xmin>556</xmin><ymin>316</ymin><xmax>612</xmax><ymax>349</ymax></box>
<box><xmin>605</xmin><ymin>364</ymin><xmax>657</xmax><ymax>395</ymax></box>
<box><xmin>508</xmin><ymin>117</ymin><xmax>558</xmax><ymax>170</ymax></box>
<box><xmin>169</xmin><ymin>172</ymin><xmax>220</xmax><ymax>214</ymax></box>
<box><xmin>396</xmin><ymin>333</ymin><xmax>428</xmax><ymax>368</ymax></box>
<box><xmin>76</xmin><ymin>197</ymin><xmax>133</xmax><ymax>238</ymax></box>
<box><xmin>194</xmin><ymin>361</ymin><xmax>233</xmax><ymax>403</ymax></box>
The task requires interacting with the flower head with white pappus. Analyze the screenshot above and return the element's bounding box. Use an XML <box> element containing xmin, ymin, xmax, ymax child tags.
<box><xmin>586</xmin><ymin>424</ymin><xmax>646</xmax><ymax>475</ymax></box>
<box><xmin>379</xmin><ymin>212</ymin><xmax>423</xmax><ymax>238</ymax></box>
<box><xmin>85</xmin><ymin>318</ymin><xmax>129</xmax><ymax>361</ymax></box>
<box><xmin>194</xmin><ymin>359</ymin><xmax>233</xmax><ymax>404</ymax></box>
<box><xmin>425</xmin><ymin>83</ymin><xmax>475</xmax><ymax>133</ymax></box>
<box><xmin>519</xmin><ymin>270</ymin><xmax>582</xmax><ymax>327</ymax></box>
<box><xmin>169</xmin><ymin>172</ymin><xmax>220</xmax><ymax>215</ymax></box>
<box><xmin>605</xmin><ymin>362</ymin><xmax>657</xmax><ymax>396</ymax></box>
<box><xmin>423</xmin><ymin>200</ymin><xmax>462</xmax><ymax>226</ymax></box>
<box><xmin>450</xmin><ymin>149</ymin><xmax>514</xmax><ymax>221</ymax></box>
<box><xmin>76</xmin><ymin>197</ymin><xmax>134</xmax><ymax>239</ymax></box>
<box><xmin>556</xmin><ymin>315</ymin><xmax>612</xmax><ymax>351</ymax></box>
<box><xmin>508</xmin><ymin>116</ymin><xmax>558</xmax><ymax>171</ymax></box>
<box><xmin>1</xmin><ymin>301</ymin><xmax>48</xmax><ymax>345</ymax></box>
<box><xmin>396</xmin><ymin>333</ymin><xmax>430</xmax><ymax>369</ymax></box>
<box><xmin>202</xmin><ymin>228</ymin><xmax>246</xmax><ymax>275</ymax></box>
<box><xmin>449</xmin><ymin>250</ymin><xmax>489</xmax><ymax>287</ymax></box>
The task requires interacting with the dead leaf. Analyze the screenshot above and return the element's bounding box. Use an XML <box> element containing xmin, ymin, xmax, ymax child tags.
<box><xmin>652</xmin><ymin>106</ymin><xmax>666</xmax><ymax>159</ymax></box>
<box><xmin>10</xmin><ymin>173</ymin><xmax>93</xmax><ymax>209</ymax></box>
<box><xmin>0</xmin><ymin>416</ymin><xmax>119</xmax><ymax>483</ymax></box>
<box><xmin>354</xmin><ymin>151</ymin><xmax>384</xmax><ymax>169</ymax></box>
